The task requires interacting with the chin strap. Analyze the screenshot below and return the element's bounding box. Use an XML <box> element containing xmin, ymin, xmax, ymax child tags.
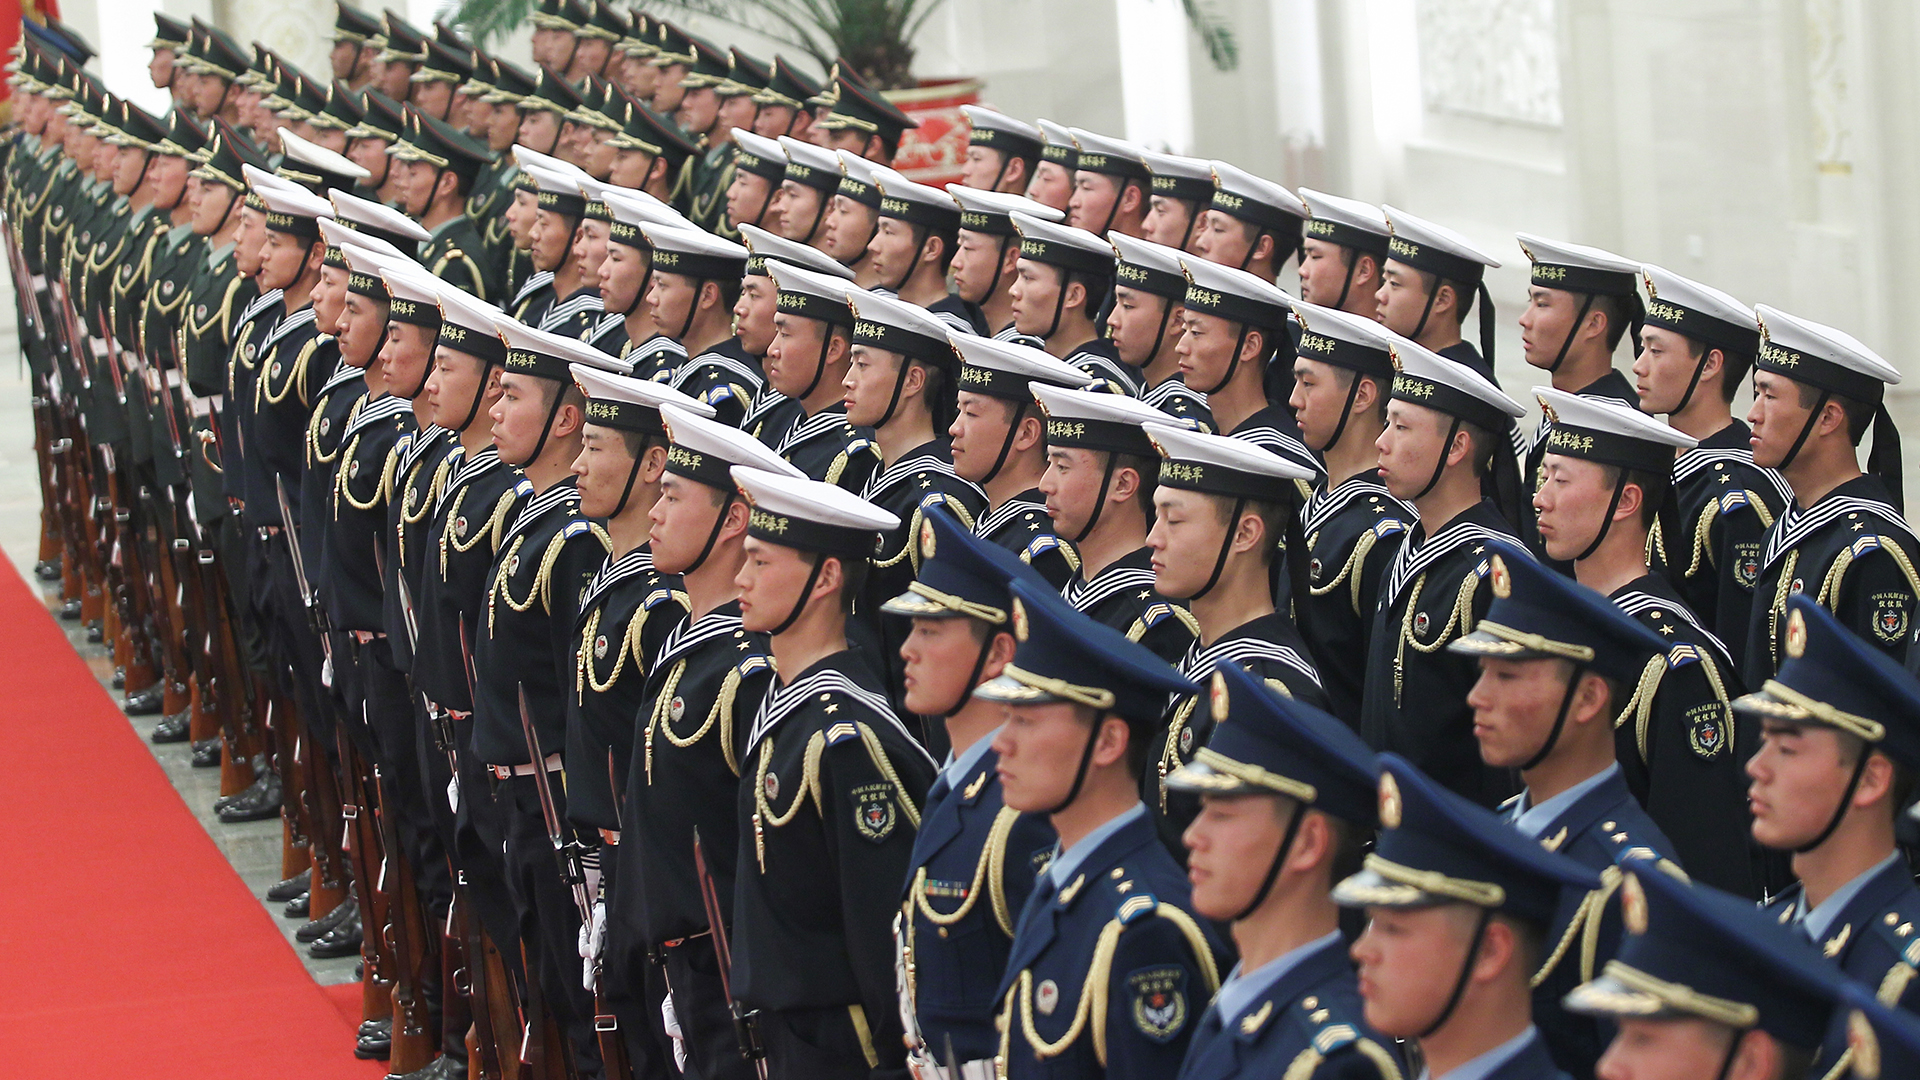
<box><xmin>1519</xmin><ymin>664</ymin><xmax>1586</xmax><ymax>773</ymax></box>
<box><xmin>883</xmin><ymin>224</ymin><xmax>927</xmax><ymax>294</ymax></box>
<box><xmin>1708</xmin><ymin>1034</ymin><xmax>1743</xmax><ymax>1080</ymax></box>
<box><xmin>1184</xmin><ymin>498</ymin><xmax>1246</xmax><ymax>601</ymax></box>
<box><xmin>607</xmin><ymin>447</ymin><xmax>646</xmax><ymax>519</ymax></box>
<box><xmin>793</xmin><ymin>325</ymin><xmax>835</xmax><ymax>402</ymax></box>
<box><xmin>1037</xmin><ymin>276</ymin><xmax>1070</xmax><ymax>343</ymax></box>
<box><xmin>1318</xmin><ymin>372</ymin><xmax>1368</xmax><ymax>456</ymax></box>
<box><xmin>1235</xmin><ymin>228</ymin><xmax>1270</xmax><ymax>274</ymax></box>
<box><xmin>672</xmin><ymin>280</ymin><xmax>704</xmax><ymax>343</ymax></box>
<box><xmin>1776</xmin><ymin>389</ymin><xmax>1830</xmax><ymax>472</ymax></box>
<box><xmin>679</xmin><ymin>492</ymin><xmax>735</xmax><ymax>575</ymax></box>
<box><xmin>1795</xmin><ymin>749</ymin><xmax>1873</xmax><ymax>854</ymax></box>
<box><xmin>800</xmin><ymin>192</ymin><xmax>830</xmax><ymax>247</ymax></box>
<box><xmin>1230</xmin><ymin>800</ymin><xmax>1304</xmax><ymax>922</ymax></box>
<box><xmin>514</xmin><ymin>380</ymin><xmax>569</xmax><ymax>467</ymax></box>
<box><xmin>451</xmin><ymin>358</ymin><xmax>498</xmax><ymax>433</ymax></box>
<box><xmin>1144</xmin><ymin>295</ymin><xmax>1176</xmax><ymax>372</ymax></box>
<box><xmin>1419</xmin><ymin>908</ymin><xmax>1494</xmax><ymax>1040</ymax></box>
<box><xmin>872</xmin><ymin>354</ymin><xmax>917</xmax><ymax>429</ymax></box>
<box><xmin>1330</xmin><ymin>250</ymin><xmax>1359</xmax><ymax>310</ymax></box>
<box><xmin>1199</xmin><ymin>323</ymin><xmax>1254</xmax><ymax>396</ymax></box>
<box><xmin>1571</xmin><ymin>472</ymin><xmax>1629</xmax><ymax>563</ymax></box>
<box><xmin>1414</xmin><ymin>418</ymin><xmax>1464</xmax><ymax>503</ymax></box>
<box><xmin>767</xmin><ymin>552</ymin><xmax>826</xmax><ymax>637</ymax></box>
<box><xmin>969</xmin><ymin>236</ymin><xmax>1012</xmax><ymax>306</ymax></box>
<box><xmin>978</xmin><ymin>399</ymin><xmax>1027</xmax><ymax>485</ymax></box>
<box><xmin>1071</xmin><ymin>453</ymin><xmax>1119</xmax><ymax>544</ymax></box>
<box><xmin>1543</xmin><ymin>294</ymin><xmax>1596</xmax><ymax>374</ymax></box>
<box><xmin>1044</xmin><ymin>710</ymin><xmax>1109</xmax><ymax>815</ymax></box>
<box><xmin>400</xmin><ymin>340</ymin><xmax>436</xmax><ymax>400</ymax></box>
<box><xmin>1670</xmin><ymin>345</ymin><xmax>1713</xmax><ymax>416</ymax></box>
<box><xmin>939</xmin><ymin>630</ymin><xmax>999</xmax><ymax>718</ymax></box>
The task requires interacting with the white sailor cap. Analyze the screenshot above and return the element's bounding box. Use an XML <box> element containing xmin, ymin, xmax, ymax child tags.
<box><xmin>1011</xmin><ymin>212</ymin><xmax>1113</xmax><ymax>276</ymax></box>
<box><xmin>1109</xmin><ymin>232</ymin><xmax>1189</xmax><ymax>301</ymax></box>
<box><xmin>659</xmin><ymin>401</ymin><xmax>804</xmax><ymax>490</ymax></box>
<box><xmin>1754</xmin><ymin>305</ymin><xmax>1901</xmax><ymax>399</ymax></box>
<box><xmin>847</xmin><ymin>289</ymin><xmax>960</xmax><ymax>367</ymax></box>
<box><xmin>1031</xmin><ymin>381</ymin><xmax>1198</xmax><ymax>457</ymax></box>
<box><xmin>739</xmin><ymin>221</ymin><xmax>855</xmax><ymax>280</ymax></box>
<box><xmin>948</xmin><ymin>185</ymin><xmax>1063</xmax><ymax>237</ymax></box>
<box><xmin>276</xmin><ymin>127</ymin><xmax>371</xmax><ymax>187</ymax></box>
<box><xmin>376</xmin><ymin>257</ymin><xmax>444</xmax><ymax>326</ymax></box>
<box><xmin>731</xmin><ymin>465</ymin><xmax>901</xmax><ymax>558</ymax></box>
<box><xmin>1381</xmin><ymin>205</ymin><xmax>1501</xmax><ymax>281</ymax></box>
<box><xmin>637</xmin><ymin>221</ymin><xmax>750</xmax><ymax>280</ymax></box>
<box><xmin>434</xmin><ymin>282</ymin><xmax>509</xmax><ymax>364</ymax></box>
<box><xmin>520</xmin><ymin>160</ymin><xmax>591</xmax><ymax>215</ymax></box>
<box><xmin>961</xmin><ymin>105</ymin><xmax>1043</xmax><ymax>158</ymax></box>
<box><xmin>1298</xmin><ymin>188</ymin><xmax>1390</xmax><ymax>257</ymax></box>
<box><xmin>1067</xmin><ymin>128</ymin><xmax>1150</xmax><ymax>182</ymax></box>
<box><xmin>1282</xmin><ymin>297</ymin><xmax>1397</xmax><ymax>379</ymax></box>
<box><xmin>327</xmin><ymin>187</ymin><xmax>429</xmax><ymax>247</ymax></box>
<box><xmin>1180</xmin><ymin>254</ymin><xmax>1292</xmax><ymax>330</ymax></box>
<box><xmin>319</xmin><ymin>216</ymin><xmax>407</xmax><ymax>263</ymax></box>
<box><xmin>833</xmin><ymin>148</ymin><xmax>884</xmax><ymax>205</ymax></box>
<box><xmin>1139</xmin><ymin>147</ymin><xmax>1215</xmax><ymax>204</ymax></box>
<box><xmin>248</xmin><ymin>167</ymin><xmax>334</xmax><ymax>236</ymax></box>
<box><xmin>729</xmin><ymin>128</ymin><xmax>788</xmax><ymax>183</ymax></box>
<box><xmin>1208</xmin><ymin>161</ymin><xmax>1309</xmax><ymax>234</ymax></box>
<box><xmin>602</xmin><ymin>188</ymin><xmax>694</xmax><ymax>249</ymax></box>
<box><xmin>493</xmin><ymin>312</ymin><xmax>630</xmax><ymax>380</ymax></box>
<box><xmin>1036</xmin><ymin>118</ymin><xmax>1078</xmax><ymax>169</ymax></box>
<box><xmin>948</xmin><ymin>331</ymin><xmax>1095</xmax><ymax>402</ymax></box>
<box><xmin>1515</xmin><ymin>233</ymin><xmax>1640</xmax><ymax>298</ymax></box>
<box><xmin>1639</xmin><ymin>265</ymin><xmax>1760</xmax><ymax>358</ymax></box>
<box><xmin>1387</xmin><ymin>335</ymin><xmax>1524</xmax><ymax>431</ymax></box>
<box><xmin>872</xmin><ymin>165</ymin><xmax>961</xmax><ymax>230</ymax></box>
<box><xmin>1533</xmin><ymin>385</ymin><xmax>1695</xmax><ymax>472</ymax></box>
<box><xmin>778</xmin><ymin>134</ymin><xmax>841</xmax><ymax>193</ymax></box>
<box><xmin>337</xmin><ymin>243</ymin><xmax>402</xmax><ymax>298</ymax></box>
<box><xmin>765</xmin><ymin>258</ymin><xmax>860</xmax><ymax>325</ymax></box>
<box><xmin>572</xmin><ymin>363</ymin><xmax>713</xmax><ymax>435</ymax></box>
<box><xmin>1145</xmin><ymin>421</ymin><xmax>1315</xmax><ymax>498</ymax></box>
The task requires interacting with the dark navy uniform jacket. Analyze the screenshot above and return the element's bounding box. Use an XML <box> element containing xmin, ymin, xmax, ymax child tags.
<box><xmin>901</xmin><ymin>739</ymin><xmax>1055</xmax><ymax>1062</ymax></box>
<box><xmin>321</xmin><ymin>391</ymin><xmax>414</xmax><ymax>633</ymax></box>
<box><xmin>1359</xmin><ymin>500</ymin><xmax>1520</xmax><ymax>808</ymax></box>
<box><xmin>1506</xmin><ymin>768</ymin><xmax>1673</xmax><ymax>1080</ymax></box>
<box><xmin>1144</xmin><ymin>375</ymin><xmax>1211</xmax><ymax>432</ymax></box>
<box><xmin>382</xmin><ymin>424</ymin><xmax>456</xmax><ymax>673</ymax></box>
<box><xmin>1174</xmin><ymin>934</ymin><xmax>1401</xmax><ymax>1080</ymax></box>
<box><xmin>731</xmin><ymin>650</ymin><xmax>935</xmax><ymax>1073</ymax></box>
<box><xmin>1607</xmin><ymin>575</ymin><xmax>1756</xmax><ymax>897</ymax></box>
<box><xmin>764</xmin><ymin>400</ymin><xmax>881</xmax><ymax>493</ymax></box>
<box><xmin>995</xmin><ymin>806</ymin><xmax>1225</xmax><ymax>1079</ymax></box>
<box><xmin>241</xmin><ymin>305</ymin><xmax>326</xmax><ymax>529</ymax></box>
<box><xmin>1063</xmin><ymin>337</ymin><xmax>1143</xmax><ymax>398</ymax></box>
<box><xmin>1765</xmin><ymin>855</ymin><xmax>1920</xmax><ymax>1073</ymax></box>
<box><xmin>1656</xmin><ymin>421</ymin><xmax>1789</xmax><ymax>667</ymax></box>
<box><xmin>974</xmin><ymin>488</ymin><xmax>1079</xmax><ymax>590</ymax></box>
<box><xmin>298</xmin><ymin>357</ymin><xmax>365</xmax><ymax>601</ymax></box>
<box><xmin>220</xmin><ymin>289</ymin><xmax>282</xmax><ymax>507</ymax></box>
<box><xmin>1300</xmin><ymin>471</ymin><xmax>1411</xmax><ymax>723</ymax></box>
<box><xmin>1742</xmin><ymin>474</ymin><xmax>1920</xmax><ymax>680</ymax></box>
<box><xmin>670</xmin><ymin>336</ymin><xmax>766</xmax><ymax>430</ymax></box>
<box><xmin>413</xmin><ymin>445</ymin><xmax>523</xmax><ymax>714</ymax></box>
<box><xmin>1061</xmin><ymin>547</ymin><xmax>1199</xmax><ymax>667</ymax></box>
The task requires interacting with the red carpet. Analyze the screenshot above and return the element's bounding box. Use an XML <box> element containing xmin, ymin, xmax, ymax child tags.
<box><xmin>0</xmin><ymin>566</ymin><xmax>387</xmax><ymax>1079</ymax></box>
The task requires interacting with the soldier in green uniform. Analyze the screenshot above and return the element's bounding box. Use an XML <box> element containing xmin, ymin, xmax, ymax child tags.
<box><xmin>749</xmin><ymin>56</ymin><xmax>821</xmax><ymax>142</ymax></box>
<box><xmin>392</xmin><ymin>104</ymin><xmax>501</xmax><ymax>302</ymax></box>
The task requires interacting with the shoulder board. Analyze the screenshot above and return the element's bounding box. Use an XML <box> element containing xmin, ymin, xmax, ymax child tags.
<box><xmin>1852</xmin><ymin>535</ymin><xmax>1885</xmax><ymax>557</ymax></box>
<box><xmin>1497</xmin><ymin>792</ymin><xmax>1524</xmax><ymax>813</ymax></box>
<box><xmin>1024</xmin><ymin>535</ymin><xmax>1063</xmax><ymax>560</ymax></box>
<box><xmin>513</xmin><ymin>477</ymin><xmax>536</xmax><ymax>497</ymax></box>
<box><xmin>737</xmin><ymin>654</ymin><xmax>772</xmax><ymax>678</ymax></box>
<box><xmin>1118</xmin><ymin>893</ymin><xmax>1157</xmax><ymax>924</ymax></box>
<box><xmin>1667</xmin><ymin>643</ymin><xmax>1701</xmax><ymax>667</ymax></box>
<box><xmin>1141</xmin><ymin>603</ymin><xmax>1179</xmax><ymax>627</ymax></box>
<box><xmin>1312</xmin><ymin>1024</ymin><xmax>1362</xmax><ymax>1055</ymax></box>
<box><xmin>1474</xmin><ymin>557</ymin><xmax>1492</xmax><ymax>578</ymax></box>
<box><xmin>1867</xmin><ymin>912</ymin><xmax>1920</xmax><ymax>961</ymax></box>
<box><xmin>561</xmin><ymin>519</ymin><xmax>592</xmax><ymax>540</ymax></box>
<box><xmin>705</xmin><ymin>384</ymin><xmax>737</xmax><ymax>404</ymax></box>
<box><xmin>825</xmin><ymin>721</ymin><xmax>861</xmax><ymax>745</ymax></box>
<box><xmin>1375</xmin><ymin>518</ymin><xmax>1408</xmax><ymax>538</ymax></box>
<box><xmin>641</xmin><ymin>587</ymin><xmax>678</xmax><ymax>610</ymax></box>
<box><xmin>849</xmin><ymin>439</ymin><xmax>879</xmax><ymax>457</ymax></box>
<box><xmin>1719</xmin><ymin>489</ymin><xmax>1750</xmax><ymax>514</ymax></box>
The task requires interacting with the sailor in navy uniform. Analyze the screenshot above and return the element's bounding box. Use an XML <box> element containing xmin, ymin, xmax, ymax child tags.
<box><xmin>754</xmin><ymin>259</ymin><xmax>881</xmax><ymax>490</ymax></box>
<box><xmin>958</xmin><ymin>104</ymin><xmax>1044</xmax><ymax>196</ymax></box>
<box><xmin>508</xmin><ymin>150</ymin><xmax>589</xmax><ymax>330</ymax></box>
<box><xmin>842</xmin><ymin>289</ymin><xmax>989</xmax><ymax>709</ymax></box>
<box><xmin>1031</xmin><ymin>382</ymin><xmax>1201</xmax><ymax>665</ymax></box>
<box><xmin>1009</xmin><ymin>211</ymin><xmax>1143</xmax><ymax>395</ymax></box>
<box><xmin>946</xmin><ymin>331</ymin><xmax>1093</xmax><ymax>589</ymax></box>
<box><xmin>605</xmin><ymin>405</ymin><xmax>795</xmax><ymax>1078</ymax></box>
<box><xmin>1512</xmin><ymin>235</ymin><xmax>1644</xmax><ymax>560</ymax></box>
<box><xmin>979</xmin><ymin>577</ymin><xmax>1225</xmax><ymax>1079</ymax></box>
<box><xmin>1633</xmin><ymin>265</ymin><xmax>1787</xmax><ymax>667</ymax></box>
<box><xmin>1359</xmin><ymin>334</ymin><xmax>1528</xmax><ymax>806</ymax></box>
<box><xmin>595</xmin><ymin>185</ymin><xmax>697</xmax><ymax>374</ymax></box>
<box><xmin>726</xmin><ymin>466</ymin><xmax>934</xmax><ymax>1080</ymax></box>
<box><xmin>1335</xmin><ymin>756</ymin><xmax>1602</xmax><ymax>1080</ymax></box>
<box><xmin>1563</xmin><ymin>864</ymin><xmax>1853</xmax><ymax>1080</ymax></box>
<box><xmin>1295</xmin><ymin>188</ymin><xmax>1391</xmax><ymax>322</ymax></box>
<box><xmin>1135</xmin><ymin>148</ymin><xmax>1214</xmax><ymax>253</ymax></box>
<box><xmin>1375</xmin><ymin>205</ymin><xmax>1503</xmax><ymax>385</ymax></box>
<box><xmin>773</xmin><ymin>135</ymin><xmax>846</xmax><ymax>255</ymax></box>
<box><xmin>947</xmin><ymin>186</ymin><xmax>1060</xmax><ymax>347</ymax></box>
<box><xmin>733</xmin><ymin>224</ymin><xmax>859</xmax><ymax>442</ymax></box>
<box><xmin>869</xmin><ymin>165</ymin><xmax>985</xmax><ymax>334</ymax></box>
<box><xmin>1110</xmin><ymin>233</ymin><xmax>1210</xmax><ymax>430</ymax></box>
<box><xmin>1281</xmin><ymin>300</ymin><xmax>1411</xmax><ymax>722</ymax></box>
<box><xmin>1171</xmin><ymin>665</ymin><xmax>1402</xmax><ymax>1080</ymax></box>
<box><xmin>1745</xmin><ymin>598</ymin><xmax>1920</xmax><ymax>1069</ymax></box>
<box><xmin>1140</xmin><ymin>422</ymin><xmax>1327</xmax><ymax>853</ymax></box>
<box><xmin>635</xmin><ymin>221</ymin><xmax>767</xmax><ymax>428</ymax></box>
<box><xmin>1189</xmin><ymin>161</ymin><xmax>1309</xmax><ymax>405</ymax></box>
<box><xmin>1448</xmin><ymin>547</ymin><xmax>1679</xmax><ymax>1080</ymax></box>
<box><xmin>884</xmin><ymin>506</ymin><xmax>1057</xmax><ymax>1078</ymax></box>
<box><xmin>1741</xmin><ymin>305</ymin><xmax>1919</xmax><ymax>680</ymax></box>
<box><xmin>467</xmin><ymin>315</ymin><xmax>629</xmax><ymax>1076</ymax></box>
<box><xmin>1528</xmin><ymin>387</ymin><xmax>1755</xmax><ymax>896</ymax></box>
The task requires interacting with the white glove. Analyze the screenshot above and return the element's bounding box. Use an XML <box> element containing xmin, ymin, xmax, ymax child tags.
<box><xmin>661</xmin><ymin>989</ymin><xmax>688</xmax><ymax>1072</ymax></box>
<box><xmin>446</xmin><ymin>773</ymin><xmax>460</xmax><ymax>814</ymax></box>
<box><xmin>580</xmin><ymin>900</ymin><xmax>607</xmax><ymax>991</ymax></box>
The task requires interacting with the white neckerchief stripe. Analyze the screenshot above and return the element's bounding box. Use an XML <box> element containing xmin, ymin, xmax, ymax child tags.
<box><xmin>746</xmin><ymin>667</ymin><xmax>930</xmax><ymax>760</ymax></box>
<box><xmin>775</xmin><ymin>409</ymin><xmax>853</xmax><ymax>455</ymax></box>
<box><xmin>1383</xmin><ymin>521</ymin><xmax>1518</xmax><ymax>609</ymax></box>
<box><xmin>1761</xmin><ymin>495</ymin><xmax>1915</xmax><ymax>571</ymax></box>
<box><xmin>654</xmin><ymin>608</ymin><xmax>745</xmax><ymax>670</ymax></box>
<box><xmin>579</xmin><ymin>546</ymin><xmax>655</xmax><ymax>614</ymax></box>
<box><xmin>345</xmin><ymin>393</ymin><xmax>414</xmax><ymax>436</ymax></box>
<box><xmin>237</xmin><ymin>287</ymin><xmax>283</xmax><ymax>327</ymax></box>
<box><xmin>512</xmin><ymin>270</ymin><xmax>555</xmax><ymax>308</ymax></box>
<box><xmin>1180</xmin><ymin>635</ymin><xmax>1322</xmax><ymax>685</ymax></box>
<box><xmin>435</xmin><ymin>445</ymin><xmax>502</xmax><ymax>515</ymax></box>
<box><xmin>978</xmin><ymin>495</ymin><xmax>1049</xmax><ymax>537</ymax></box>
<box><xmin>1613</xmin><ymin>589</ymin><xmax>1736</xmax><ymax>668</ymax></box>
<box><xmin>1304</xmin><ymin>473</ymin><xmax>1408</xmax><ymax>535</ymax></box>
<box><xmin>262</xmin><ymin>304</ymin><xmax>316</xmax><ymax>350</ymax></box>
<box><xmin>1063</xmin><ymin>564</ymin><xmax>1159</xmax><ymax>612</ymax></box>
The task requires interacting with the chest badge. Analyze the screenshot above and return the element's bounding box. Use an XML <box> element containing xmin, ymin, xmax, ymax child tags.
<box><xmin>593</xmin><ymin>634</ymin><xmax>609</xmax><ymax>659</ymax></box>
<box><xmin>1413</xmin><ymin>611</ymin><xmax>1430</xmax><ymax>636</ymax></box>
<box><xmin>1036</xmin><ymin>979</ymin><xmax>1060</xmax><ymax>1016</ymax></box>
<box><xmin>319</xmin><ymin>416</ymin><xmax>331</xmax><ymax>437</ymax></box>
<box><xmin>762</xmin><ymin>771</ymin><xmax>780</xmax><ymax>801</ymax></box>
<box><xmin>507</xmin><ymin>553</ymin><xmax>522</xmax><ymax>577</ymax></box>
<box><xmin>454</xmin><ymin>515</ymin><xmax>469</xmax><ymax>539</ymax></box>
<box><xmin>347</xmin><ymin>459</ymin><xmax>359</xmax><ymax>479</ymax></box>
<box><xmin>196</xmin><ymin>304</ymin><xmax>208</xmax><ymax>321</ymax></box>
<box><xmin>669</xmin><ymin>695</ymin><xmax>685</xmax><ymax>720</ymax></box>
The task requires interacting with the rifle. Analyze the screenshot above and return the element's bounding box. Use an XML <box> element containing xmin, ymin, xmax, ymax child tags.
<box><xmin>517</xmin><ymin>685</ymin><xmax>591</xmax><ymax>924</ymax></box>
<box><xmin>692</xmin><ymin>827</ymin><xmax>767</xmax><ymax>1077</ymax></box>
<box><xmin>373</xmin><ymin>763</ymin><xmax>437</xmax><ymax>1073</ymax></box>
<box><xmin>339</xmin><ymin>732</ymin><xmax>393</xmax><ymax>1037</ymax></box>
<box><xmin>454</xmin><ymin>621</ymin><xmax>515</xmax><ymax>1080</ymax></box>
<box><xmin>274</xmin><ymin>473</ymin><xmax>332</xmax><ymax>665</ymax></box>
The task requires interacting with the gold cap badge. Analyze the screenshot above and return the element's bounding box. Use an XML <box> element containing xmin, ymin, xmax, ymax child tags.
<box><xmin>1378</xmin><ymin>773</ymin><xmax>1402</xmax><ymax>829</ymax></box>
<box><xmin>1621</xmin><ymin>873</ymin><xmax>1648</xmax><ymax>935</ymax></box>
<box><xmin>1210</xmin><ymin>672</ymin><xmax>1229</xmax><ymax>724</ymax></box>
<box><xmin>1786</xmin><ymin>608</ymin><xmax>1807</xmax><ymax>659</ymax></box>
<box><xmin>918</xmin><ymin>517</ymin><xmax>936</xmax><ymax>560</ymax></box>
<box><xmin>1849</xmin><ymin>1010</ymin><xmax>1881</xmax><ymax>1080</ymax></box>
<box><xmin>1490</xmin><ymin>554</ymin><xmax>1511</xmax><ymax>599</ymax></box>
<box><xmin>1011</xmin><ymin>597</ymin><xmax>1029</xmax><ymax>642</ymax></box>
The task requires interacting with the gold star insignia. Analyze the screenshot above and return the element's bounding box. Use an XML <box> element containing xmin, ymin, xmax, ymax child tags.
<box><xmin>919</xmin><ymin>477</ymin><xmax>931</xmax><ymax>488</ymax></box>
<box><xmin>1854</xmin><ymin>522</ymin><xmax>1866</xmax><ymax>530</ymax></box>
<box><xmin>1718</xmin><ymin>473</ymin><xmax>1731</xmax><ymax>483</ymax></box>
<box><xmin>1138</xmin><ymin>590</ymin><xmax>1152</xmax><ymax>599</ymax></box>
<box><xmin>824</xmin><ymin>703</ymin><xmax>839</xmax><ymax>714</ymax></box>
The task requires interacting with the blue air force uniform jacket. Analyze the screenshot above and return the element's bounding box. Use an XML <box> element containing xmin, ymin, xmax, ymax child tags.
<box><xmin>1174</xmin><ymin>934</ymin><xmax>1402</xmax><ymax>1080</ymax></box>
